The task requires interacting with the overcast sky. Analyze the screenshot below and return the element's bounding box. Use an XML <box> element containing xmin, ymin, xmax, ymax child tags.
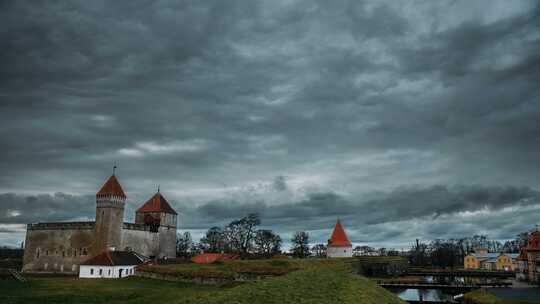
<box><xmin>1</xmin><ymin>0</ymin><xmax>540</xmax><ymax>249</ymax></box>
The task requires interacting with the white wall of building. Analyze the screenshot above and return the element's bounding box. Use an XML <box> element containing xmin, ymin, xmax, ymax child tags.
<box><xmin>327</xmin><ymin>246</ymin><xmax>353</xmax><ymax>258</ymax></box>
<box><xmin>79</xmin><ymin>265</ymin><xmax>137</xmax><ymax>279</ymax></box>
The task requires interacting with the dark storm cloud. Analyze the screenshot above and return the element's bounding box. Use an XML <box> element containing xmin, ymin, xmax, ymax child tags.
<box><xmin>3</xmin><ymin>184</ymin><xmax>538</xmax><ymax>245</ymax></box>
<box><xmin>1</xmin><ymin>0</ymin><xmax>540</xmax><ymax>246</ymax></box>
<box><xmin>186</xmin><ymin>185</ymin><xmax>540</xmax><ymax>227</ymax></box>
<box><xmin>0</xmin><ymin>193</ymin><xmax>95</xmax><ymax>224</ymax></box>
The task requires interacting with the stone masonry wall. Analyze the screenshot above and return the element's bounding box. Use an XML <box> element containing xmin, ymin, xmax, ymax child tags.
<box><xmin>121</xmin><ymin>226</ymin><xmax>159</xmax><ymax>258</ymax></box>
<box><xmin>22</xmin><ymin>223</ymin><xmax>95</xmax><ymax>273</ymax></box>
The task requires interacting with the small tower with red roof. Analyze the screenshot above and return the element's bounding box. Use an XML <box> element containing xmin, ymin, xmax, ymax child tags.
<box><xmin>327</xmin><ymin>219</ymin><xmax>353</xmax><ymax>258</ymax></box>
<box><xmin>135</xmin><ymin>190</ymin><xmax>178</xmax><ymax>257</ymax></box>
<box><xmin>94</xmin><ymin>173</ymin><xmax>127</xmax><ymax>255</ymax></box>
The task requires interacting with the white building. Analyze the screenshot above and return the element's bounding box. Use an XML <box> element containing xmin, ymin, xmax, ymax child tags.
<box><xmin>327</xmin><ymin>219</ymin><xmax>353</xmax><ymax>258</ymax></box>
<box><xmin>79</xmin><ymin>250</ymin><xmax>144</xmax><ymax>279</ymax></box>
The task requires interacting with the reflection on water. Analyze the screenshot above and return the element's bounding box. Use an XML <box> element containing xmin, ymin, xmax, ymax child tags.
<box><xmin>387</xmin><ymin>276</ymin><xmax>508</xmax><ymax>302</ymax></box>
<box><xmin>389</xmin><ymin>288</ymin><xmax>457</xmax><ymax>302</ymax></box>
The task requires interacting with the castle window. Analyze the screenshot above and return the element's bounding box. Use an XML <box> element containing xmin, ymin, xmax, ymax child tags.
<box><xmin>46</xmin><ymin>250</ymin><xmax>49</xmax><ymax>256</ymax></box>
<box><xmin>36</xmin><ymin>248</ymin><xmax>40</xmax><ymax>258</ymax></box>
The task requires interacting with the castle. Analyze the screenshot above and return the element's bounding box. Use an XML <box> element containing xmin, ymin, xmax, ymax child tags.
<box><xmin>22</xmin><ymin>173</ymin><xmax>177</xmax><ymax>274</ymax></box>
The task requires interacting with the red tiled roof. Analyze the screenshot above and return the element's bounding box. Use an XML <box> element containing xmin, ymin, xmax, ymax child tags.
<box><xmin>96</xmin><ymin>175</ymin><xmax>126</xmax><ymax>198</ymax></box>
<box><xmin>526</xmin><ymin>230</ymin><xmax>540</xmax><ymax>251</ymax></box>
<box><xmin>328</xmin><ymin>219</ymin><xmax>352</xmax><ymax>247</ymax></box>
<box><xmin>191</xmin><ymin>253</ymin><xmax>240</xmax><ymax>264</ymax></box>
<box><xmin>136</xmin><ymin>192</ymin><xmax>177</xmax><ymax>215</ymax></box>
<box><xmin>81</xmin><ymin>251</ymin><xmax>143</xmax><ymax>266</ymax></box>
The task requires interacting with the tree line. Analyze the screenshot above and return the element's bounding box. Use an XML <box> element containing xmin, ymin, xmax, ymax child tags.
<box><xmin>408</xmin><ymin>233</ymin><xmax>530</xmax><ymax>268</ymax></box>
<box><xmin>176</xmin><ymin>213</ymin><xmax>313</xmax><ymax>259</ymax></box>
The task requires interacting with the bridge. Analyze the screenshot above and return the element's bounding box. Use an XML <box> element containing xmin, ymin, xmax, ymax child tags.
<box><xmin>378</xmin><ymin>282</ymin><xmax>512</xmax><ymax>290</ymax></box>
<box><xmin>406</xmin><ymin>268</ymin><xmax>515</xmax><ymax>278</ymax></box>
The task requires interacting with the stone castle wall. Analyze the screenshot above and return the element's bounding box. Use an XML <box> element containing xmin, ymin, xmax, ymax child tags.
<box><xmin>158</xmin><ymin>225</ymin><xmax>177</xmax><ymax>258</ymax></box>
<box><xmin>121</xmin><ymin>224</ymin><xmax>160</xmax><ymax>257</ymax></box>
<box><xmin>22</xmin><ymin>222</ymin><xmax>95</xmax><ymax>273</ymax></box>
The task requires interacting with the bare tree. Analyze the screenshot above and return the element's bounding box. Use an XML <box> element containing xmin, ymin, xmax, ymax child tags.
<box><xmin>176</xmin><ymin>231</ymin><xmax>193</xmax><ymax>258</ymax></box>
<box><xmin>225</xmin><ymin>213</ymin><xmax>261</xmax><ymax>255</ymax></box>
<box><xmin>254</xmin><ymin>229</ymin><xmax>282</xmax><ymax>257</ymax></box>
<box><xmin>311</xmin><ymin>244</ymin><xmax>327</xmax><ymax>257</ymax></box>
<box><xmin>291</xmin><ymin>231</ymin><xmax>310</xmax><ymax>258</ymax></box>
<box><xmin>200</xmin><ymin>227</ymin><xmax>226</xmax><ymax>253</ymax></box>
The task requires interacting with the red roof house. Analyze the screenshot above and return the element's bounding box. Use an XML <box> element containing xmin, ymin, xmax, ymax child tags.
<box><xmin>79</xmin><ymin>250</ymin><xmax>144</xmax><ymax>279</ymax></box>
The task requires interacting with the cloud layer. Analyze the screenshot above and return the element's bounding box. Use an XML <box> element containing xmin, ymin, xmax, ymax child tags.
<box><xmin>1</xmin><ymin>0</ymin><xmax>539</xmax><ymax>247</ymax></box>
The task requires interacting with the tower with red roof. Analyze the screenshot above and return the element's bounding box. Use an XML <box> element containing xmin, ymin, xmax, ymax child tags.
<box><xmin>134</xmin><ymin>191</ymin><xmax>178</xmax><ymax>257</ymax></box>
<box><xmin>94</xmin><ymin>174</ymin><xmax>127</xmax><ymax>255</ymax></box>
<box><xmin>326</xmin><ymin>219</ymin><xmax>353</xmax><ymax>258</ymax></box>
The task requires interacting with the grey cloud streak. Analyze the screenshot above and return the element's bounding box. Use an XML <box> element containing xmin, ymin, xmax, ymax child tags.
<box><xmin>2</xmin><ymin>184</ymin><xmax>537</xmax><ymax>246</ymax></box>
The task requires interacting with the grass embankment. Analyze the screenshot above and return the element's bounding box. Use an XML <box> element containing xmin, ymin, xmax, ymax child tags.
<box><xmin>464</xmin><ymin>289</ymin><xmax>540</xmax><ymax>304</ymax></box>
<box><xmin>139</xmin><ymin>259</ymin><xmax>297</xmax><ymax>279</ymax></box>
<box><xmin>177</xmin><ymin>259</ymin><xmax>404</xmax><ymax>304</ymax></box>
<box><xmin>0</xmin><ymin>259</ymin><xmax>405</xmax><ymax>304</ymax></box>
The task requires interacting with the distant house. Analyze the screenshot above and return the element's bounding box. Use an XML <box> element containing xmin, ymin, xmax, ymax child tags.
<box><xmin>516</xmin><ymin>229</ymin><xmax>540</xmax><ymax>284</ymax></box>
<box><xmin>464</xmin><ymin>248</ymin><xmax>518</xmax><ymax>271</ymax></box>
<box><xmin>191</xmin><ymin>253</ymin><xmax>240</xmax><ymax>264</ymax></box>
<box><xmin>353</xmin><ymin>246</ymin><xmax>377</xmax><ymax>257</ymax></box>
<box><xmin>326</xmin><ymin>219</ymin><xmax>353</xmax><ymax>258</ymax></box>
<box><xmin>79</xmin><ymin>250</ymin><xmax>144</xmax><ymax>279</ymax></box>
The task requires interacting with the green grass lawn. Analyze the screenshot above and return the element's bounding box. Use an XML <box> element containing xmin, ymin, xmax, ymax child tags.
<box><xmin>464</xmin><ymin>289</ymin><xmax>540</xmax><ymax>304</ymax></box>
<box><xmin>0</xmin><ymin>259</ymin><xmax>405</xmax><ymax>304</ymax></box>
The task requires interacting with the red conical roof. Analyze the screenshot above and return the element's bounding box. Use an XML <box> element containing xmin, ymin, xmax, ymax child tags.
<box><xmin>136</xmin><ymin>192</ymin><xmax>177</xmax><ymax>215</ymax></box>
<box><xmin>96</xmin><ymin>175</ymin><xmax>126</xmax><ymax>198</ymax></box>
<box><xmin>328</xmin><ymin>219</ymin><xmax>352</xmax><ymax>247</ymax></box>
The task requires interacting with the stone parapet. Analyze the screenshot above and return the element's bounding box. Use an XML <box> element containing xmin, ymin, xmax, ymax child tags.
<box><xmin>123</xmin><ymin>222</ymin><xmax>153</xmax><ymax>232</ymax></box>
<box><xmin>27</xmin><ymin>222</ymin><xmax>95</xmax><ymax>231</ymax></box>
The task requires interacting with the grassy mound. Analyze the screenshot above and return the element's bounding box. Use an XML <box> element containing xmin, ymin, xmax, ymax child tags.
<box><xmin>178</xmin><ymin>259</ymin><xmax>404</xmax><ymax>304</ymax></box>
<box><xmin>464</xmin><ymin>289</ymin><xmax>540</xmax><ymax>304</ymax></box>
<box><xmin>0</xmin><ymin>259</ymin><xmax>405</xmax><ymax>304</ymax></box>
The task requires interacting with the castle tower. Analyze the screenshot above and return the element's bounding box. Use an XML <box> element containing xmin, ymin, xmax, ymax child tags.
<box><xmin>135</xmin><ymin>190</ymin><xmax>177</xmax><ymax>258</ymax></box>
<box><xmin>327</xmin><ymin>219</ymin><xmax>353</xmax><ymax>258</ymax></box>
<box><xmin>93</xmin><ymin>174</ymin><xmax>126</xmax><ymax>255</ymax></box>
